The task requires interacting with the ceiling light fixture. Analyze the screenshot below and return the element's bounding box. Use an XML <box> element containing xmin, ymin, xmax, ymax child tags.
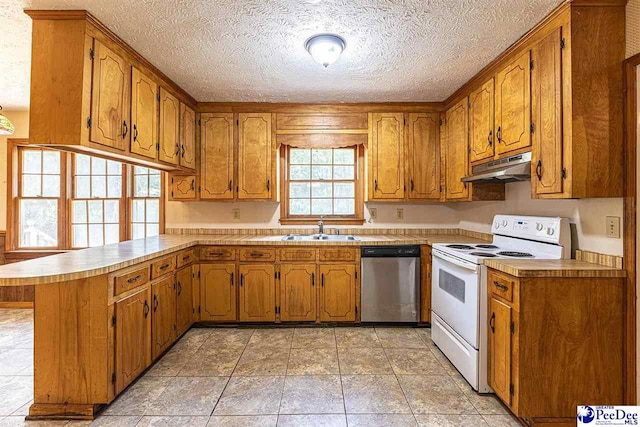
<box><xmin>0</xmin><ymin>106</ymin><xmax>14</xmax><ymax>136</ymax></box>
<box><xmin>305</xmin><ymin>34</ymin><xmax>346</xmax><ymax>68</ymax></box>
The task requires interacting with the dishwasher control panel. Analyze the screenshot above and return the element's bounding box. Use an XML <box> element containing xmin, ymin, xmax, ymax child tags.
<box><xmin>361</xmin><ymin>246</ymin><xmax>421</xmax><ymax>257</ymax></box>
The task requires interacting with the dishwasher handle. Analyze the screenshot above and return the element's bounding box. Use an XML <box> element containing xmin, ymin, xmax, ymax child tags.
<box><xmin>361</xmin><ymin>245</ymin><xmax>421</xmax><ymax>257</ymax></box>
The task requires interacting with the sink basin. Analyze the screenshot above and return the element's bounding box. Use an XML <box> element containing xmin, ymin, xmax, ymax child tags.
<box><xmin>281</xmin><ymin>234</ymin><xmax>360</xmax><ymax>242</ymax></box>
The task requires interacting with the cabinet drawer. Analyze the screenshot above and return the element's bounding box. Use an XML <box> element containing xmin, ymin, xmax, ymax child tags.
<box><xmin>279</xmin><ymin>248</ymin><xmax>317</xmax><ymax>262</ymax></box>
<box><xmin>151</xmin><ymin>255</ymin><xmax>176</xmax><ymax>279</ymax></box>
<box><xmin>176</xmin><ymin>249</ymin><xmax>196</xmax><ymax>268</ymax></box>
<box><xmin>200</xmin><ymin>247</ymin><xmax>235</xmax><ymax>261</ymax></box>
<box><xmin>239</xmin><ymin>248</ymin><xmax>276</xmax><ymax>262</ymax></box>
<box><xmin>113</xmin><ymin>266</ymin><xmax>150</xmax><ymax>296</ymax></box>
<box><xmin>320</xmin><ymin>248</ymin><xmax>357</xmax><ymax>262</ymax></box>
<box><xmin>488</xmin><ymin>270</ymin><xmax>515</xmax><ymax>302</ymax></box>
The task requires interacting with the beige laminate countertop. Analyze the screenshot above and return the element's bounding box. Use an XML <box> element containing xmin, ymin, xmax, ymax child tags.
<box><xmin>0</xmin><ymin>234</ymin><xmax>487</xmax><ymax>286</ymax></box>
<box><xmin>484</xmin><ymin>259</ymin><xmax>626</xmax><ymax>278</ymax></box>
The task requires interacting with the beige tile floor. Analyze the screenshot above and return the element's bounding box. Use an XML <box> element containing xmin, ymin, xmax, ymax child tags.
<box><xmin>0</xmin><ymin>309</ymin><xmax>522</xmax><ymax>426</ymax></box>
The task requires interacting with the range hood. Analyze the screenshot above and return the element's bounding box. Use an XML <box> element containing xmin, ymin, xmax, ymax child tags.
<box><xmin>462</xmin><ymin>152</ymin><xmax>531</xmax><ymax>183</ymax></box>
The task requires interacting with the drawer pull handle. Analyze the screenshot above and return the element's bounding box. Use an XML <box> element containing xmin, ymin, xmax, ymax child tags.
<box><xmin>159</xmin><ymin>264</ymin><xmax>170</xmax><ymax>270</ymax></box>
<box><xmin>127</xmin><ymin>274</ymin><xmax>142</xmax><ymax>284</ymax></box>
<box><xmin>250</xmin><ymin>253</ymin><xmax>265</xmax><ymax>257</ymax></box>
<box><xmin>182</xmin><ymin>255</ymin><xmax>191</xmax><ymax>261</ymax></box>
<box><xmin>489</xmin><ymin>312</ymin><xmax>495</xmax><ymax>333</ymax></box>
<box><xmin>493</xmin><ymin>281</ymin><xmax>508</xmax><ymax>291</ymax></box>
<box><xmin>208</xmin><ymin>252</ymin><xmax>224</xmax><ymax>257</ymax></box>
<box><xmin>144</xmin><ymin>300</ymin><xmax>150</xmax><ymax>317</ymax></box>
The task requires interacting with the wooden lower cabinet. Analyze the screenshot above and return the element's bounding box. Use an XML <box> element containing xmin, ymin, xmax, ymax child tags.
<box><xmin>115</xmin><ymin>286</ymin><xmax>151</xmax><ymax>394</ymax></box>
<box><xmin>488</xmin><ymin>296</ymin><xmax>512</xmax><ymax>405</ymax></box>
<box><xmin>200</xmin><ymin>263</ymin><xmax>237</xmax><ymax>321</ymax></box>
<box><xmin>319</xmin><ymin>264</ymin><xmax>357</xmax><ymax>322</ymax></box>
<box><xmin>280</xmin><ymin>264</ymin><xmax>316</xmax><ymax>322</ymax></box>
<box><xmin>175</xmin><ymin>265</ymin><xmax>193</xmax><ymax>336</ymax></box>
<box><xmin>151</xmin><ymin>276</ymin><xmax>177</xmax><ymax>359</ymax></box>
<box><xmin>239</xmin><ymin>264</ymin><xmax>276</xmax><ymax>322</ymax></box>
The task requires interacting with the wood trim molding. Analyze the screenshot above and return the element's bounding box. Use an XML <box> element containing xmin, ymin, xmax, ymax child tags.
<box><xmin>197</xmin><ymin>102</ymin><xmax>444</xmax><ymax>114</ymax></box>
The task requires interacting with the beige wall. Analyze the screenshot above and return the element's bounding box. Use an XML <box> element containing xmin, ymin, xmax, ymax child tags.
<box><xmin>629</xmin><ymin>0</ymin><xmax>640</xmax><ymax>59</ymax></box>
<box><xmin>0</xmin><ymin>110</ymin><xmax>29</xmax><ymax>231</ymax></box>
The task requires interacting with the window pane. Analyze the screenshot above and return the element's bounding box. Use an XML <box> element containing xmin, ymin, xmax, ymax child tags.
<box><xmin>132</xmin><ymin>223</ymin><xmax>145</xmax><ymax>240</ymax></box>
<box><xmin>22</xmin><ymin>175</ymin><xmax>41</xmax><ymax>197</ymax></box>
<box><xmin>135</xmin><ymin>175</ymin><xmax>149</xmax><ymax>197</ymax></box>
<box><xmin>290</xmin><ymin>149</ymin><xmax>311</xmax><ymax>164</ymax></box>
<box><xmin>134</xmin><ymin>166</ymin><xmax>148</xmax><ymax>175</ymax></box>
<box><xmin>149</xmin><ymin>174</ymin><xmax>161</xmax><ymax>197</ymax></box>
<box><xmin>92</xmin><ymin>176</ymin><xmax>107</xmax><ymax>198</ymax></box>
<box><xmin>335</xmin><ymin>198</ymin><xmax>355</xmax><ymax>215</ymax></box>
<box><xmin>334</xmin><ymin>149</ymin><xmax>354</xmax><ymax>164</ymax></box>
<box><xmin>107</xmin><ymin>176</ymin><xmax>122</xmax><ymax>198</ymax></box>
<box><xmin>290</xmin><ymin>165</ymin><xmax>311</xmax><ymax>180</ymax></box>
<box><xmin>107</xmin><ymin>160</ymin><xmax>121</xmax><ymax>175</ymax></box>
<box><xmin>290</xmin><ymin>199</ymin><xmax>310</xmax><ymax>215</ymax></box>
<box><xmin>334</xmin><ymin>182</ymin><xmax>355</xmax><ymax>198</ymax></box>
<box><xmin>312</xmin><ymin>149</ymin><xmax>332</xmax><ymax>164</ymax></box>
<box><xmin>72</xmin><ymin>224</ymin><xmax>88</xmax><ymax>248</ymax></box>
<box><xmin>42</xmin><ymin>151</ymin><xmax>61</xmax><ymax>174</ymax></box>
<box><xmin>104</xmin><ymin>200</ymin><xmax>119</xmax><ymax>223</ymax></box>
<box><xmin>72</xmin><ymin>201</ymin><xmax>87</xmax><ymax>223</ymax></box>
<box><xmin>334</xmin><ymin>166</ymin><xmax>354</xmax><ymax>180</ymax></box>
<box><xmin>88</xmin><ymin>224</ymin><xmax>104</xmax><ymax>247</ymax></box>
<box><xmin>132</xmin><ymin>199</ymin><xmax>145</xmax><ymax>223</ymax></box>
<box><xmin>19</xmin><ymin>199</ymin><xmax>58</xmax><ymax>247</ymax></box>
<box><xmin>42</xmin><ymin>175</ymin><xmax>60</xmax><ymax>197</ymax></box>
<box><xmin>23</xmin><ymin>151</ymin><xmax>41</xmax><ymax>174</ymax></box>
<box><xmin>75</xmin><ymin>176</ymin><xmax>91</xmax><ymax>198</ymax></box>
<box><xmin>312</xmin><ymin>182</ymin><xmax>332</xmax><ymax>198</ymax></box>
<box><xmin>104</xmin><ymin>224</ymin><xmax>120</xmax><ymax>245</ymax></box>
<box><xmin>312</xmin><ymin>166</ymin><xmax>332</xmax><ymax>180</ymax></box>
<box><xmin>311</xmin><ymin>199</ymin><xmax>332</xmax><ymax>215</ymax></box>
<box><xmin>146</xmin><ymin>223</ymin><xmax>159</xmax><ymax>237</ymax></box>
<box><xmin>146</xmin><ymin>199</ymin><xmax>160</xmax><ymax>222</ymax></box>
<box><xmin>290</xmin><ymin>182</ymin><xmax>310</xmax><ymax>198</ymax></box>
<box><xmin>91</xmin><ymin>157</ymin><xmax>106</xmax><ymax>175</ymax></box>
<box><xmin>76</xmin><ymin>154</ymin><xmax>91</xmax><ymax>175</ymax></box>
<box><xmin>88</xmin><ymin>200</ymin><xmax>103</xmax><ymax>223</ymax></box>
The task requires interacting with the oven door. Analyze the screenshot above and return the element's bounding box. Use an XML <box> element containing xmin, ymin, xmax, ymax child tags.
<box><xmin>431</xmin><ymin>249</ymin><xmax>480</xmax><ymax>348</ymax></box>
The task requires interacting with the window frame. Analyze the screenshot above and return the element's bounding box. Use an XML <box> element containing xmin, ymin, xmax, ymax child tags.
<box><xmin>279</xmin><ymin>145</ymin><xmax>365</xmax><ymax>225</ymax></box>
<box><xmin>128</xmin><ymin>166</ymin><xmax>165</xmax><ymax>240</ymax></box>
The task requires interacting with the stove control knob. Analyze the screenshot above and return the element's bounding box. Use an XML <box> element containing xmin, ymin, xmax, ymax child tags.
<box><xmin>494</xmin><ymin>221</ymin><xmax>500</xmax><ymax>229</ymax></box>
<box><xmin>536</xmin><ymin>223</ymin><xmax>544</xmax><ymax>231</ymax></box>
<box><xmin>501</xmin><ymin>220</ymin><xmax>508</xmax><ymax>227</ymax></box>
<box><xmin>546</xmin><ymin>227</ymin><xmax>555</xmax><ymax>236</ymax></box>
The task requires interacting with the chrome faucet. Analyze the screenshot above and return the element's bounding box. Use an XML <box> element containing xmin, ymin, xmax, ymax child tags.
<box><xmin>318</xmin><ymin>216</ymin><xmax>324</xmax><ymax>235</ymax></box>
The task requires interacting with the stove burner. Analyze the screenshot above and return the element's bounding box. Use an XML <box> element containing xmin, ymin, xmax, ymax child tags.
<box><xmin>447</xmin><ymin>244</ymin><xmax>474</xmax><ymax>250</ymax></box>
<box><xmin>475</xmin><ymin>244</ymin><xmax>498</xmax><ymax>249</ymax></box>
<box><xmin>469</xmin><ymin>252</ymin><xmax>498</xmax><ymax>257</ymax></box>
<box><xmin>497</xmin><ymin>251</ymin><xmax>534</xmax><ymax>258</ymax></box>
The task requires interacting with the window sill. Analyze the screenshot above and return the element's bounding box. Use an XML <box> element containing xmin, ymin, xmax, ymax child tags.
<box><xmin>280</xmin><ymin>218</ymin><xmax>366</xmax><ymax>226</ymax></box>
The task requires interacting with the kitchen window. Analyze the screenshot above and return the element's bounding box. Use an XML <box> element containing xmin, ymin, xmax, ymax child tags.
<box><xmin>280</xmin><ymin>146</ymin><xmax>364</xmax><ymax>224</ymax></box>
<box><xmin>130</xmin><ymin>166</ymin><xmax>162</xmax><ymax>239</ymax></box>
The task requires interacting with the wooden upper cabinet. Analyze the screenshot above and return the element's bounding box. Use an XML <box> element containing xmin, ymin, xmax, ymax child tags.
<box><xmin>90</xmin><ymin>40</ymin><xmax>129</xmax><ymax>151</ymax></box>
<box><xmin>469</xmin><ymin>79</ymin><xmax>495</xmax><ymax>162</ymax></box>
<box><xmin>238</xmin><ymin>264</ymin><xmax>276</xmax><ymax>322</ymax></box>
<box><xmin>169</xmin><ymin>175</ymin><xmax>196</xmax><ymax>200</ymax></box>
<box><xmin>488</xmin><ymin>296</ymin><xmax>513</xmax><ymax>406</ymax></box>
<box><xmin>200</xmin><ymin>263</ymin><xmax>236</xmax><ymax>322</ymax></box>
<box><xmin>179</xmin><ymin>104</ymin><xmax>196</xmax><ymax>170</ymax></box>
<box><xmin>444</xmin><ymin>99</ymin><xmax>469</xmax><ymax>200</ymax></box>
<box><xmin>319</xmin><ymin>264</ymin><xmax>356</xmax><ymax>322</ymax></box>
<box><xmin>151</xmin><ymin>276</ymin><xmax>176</xmax><ymax>360</ymax></box>
<box><xmin>370</xmin><ymin>113</ymin><xmax>405</xmax><ymax>200</ymax></box>
<box><xmin>115</xmin><ymin>287</ymin><xmax>151</xmax><ymax>394</ymax></box>
<box><xmin>280</xmin><ymin>264</ymin><xmax>316</xmax><ymax>322</ymax></box>
<box><xmin>175</xmin><ymin>266</ymin><xmax>193</xmax><ymax>336</ymax></box>
<box><xmin>158</xmin><ymin>88</ymin><xmax>180</xmax><ymax>165</ymax></box>
<box><xmin>201</xmin><ymin>113</ymin><xmax>234</xmax><ymax>200</ymax></box>
<box><xmin>495</xmin><ymin>51</ymin><xmax>531</xmax><ymax>156</ymax></box>
<box><xmin>130</xmin><ymin>67</ymin><xmax>158</xmax><ymax>159</ymax></box>
<box><xmin>238</xmin><ymin>113</ymin><xmax>274</xmax><ymax>200</ymax></box>
<box><xmin>406</xmin><ymin>113</ymin><xmax>440</xmax><ymax>200</ymax></box>
<box><xmin>532</xmin><ymin>28</ymin><xmax>563</xmax><ymax>197</ymax></box>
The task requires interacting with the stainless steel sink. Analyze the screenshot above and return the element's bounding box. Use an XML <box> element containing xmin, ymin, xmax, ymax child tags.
<box><xmin>281</xmin><ymin>234</ymin><xmax>360</xmax><ymax>242</ymax></box>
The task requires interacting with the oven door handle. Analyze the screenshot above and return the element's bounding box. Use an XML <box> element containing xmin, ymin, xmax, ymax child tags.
<box><xmin>432</xmin><ymin>249</ymin><xmax>479</xmax><ymax>272</ymax></box>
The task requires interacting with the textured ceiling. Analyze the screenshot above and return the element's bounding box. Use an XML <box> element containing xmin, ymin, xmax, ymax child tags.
<box><xmin>1</xmin><ymin>0</ymin><xmax>562</xmax><ymax>109</ymax></box>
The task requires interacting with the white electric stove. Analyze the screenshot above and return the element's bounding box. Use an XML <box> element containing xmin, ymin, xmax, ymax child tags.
<box><xmin>430</xmin><ymin>215</ymin><xmax>570</xmax><ymax>393</ymax></box>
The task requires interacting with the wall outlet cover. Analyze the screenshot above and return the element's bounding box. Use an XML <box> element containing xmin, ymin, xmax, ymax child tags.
<box><xmin>232</xmin><ymin>208</ymin><xmax>240</xmax><ymax>220</ymax></box>
<box><xmin>606</xmin><ymin>216</ymin><xmax>620</xmax><ymax>238</ymax></box>
<box><xmin>396</xmin><ymin>208</ymin><xmax>404</xmax><ymax>220</ymax></box>
<box><xmin>369</xmin><ymin>208</ymin><xmax>377</xmax><ymax>219</ymax></box>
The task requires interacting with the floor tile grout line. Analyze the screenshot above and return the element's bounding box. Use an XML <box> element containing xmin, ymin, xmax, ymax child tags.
<box><xmin>276</xmin><ymin>328</ymin><xmax>295</xmax><ymax>421</ymax></box>
<box><xmin>335</xmin><ymin>327</ymin><xmax>349</xmax><ymax>419</ymax></box>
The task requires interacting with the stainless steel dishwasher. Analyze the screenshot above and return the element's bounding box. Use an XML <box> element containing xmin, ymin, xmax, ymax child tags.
<box><xmin>360</xmin><ymin>246</ymin><xmax>420</xmax><ymax>322</ymax></box>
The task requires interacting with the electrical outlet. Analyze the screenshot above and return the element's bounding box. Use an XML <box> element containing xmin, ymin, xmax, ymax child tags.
<box><xmin>232</xmin><ymin>208</ymin><xmax>240</xmax><ymax>220</ymax></box>
<box><xmin>396</xmin><ymin>208</ymin><xmax>404</xmax><ymax>220</ymax></box>
<box><xmin>606</xmin><ymin>216</ymin><xmax>620</xmax><ymax>238</ymax></box>
<box><xmin>369</xmin><ymin>208</ymin><xmax>377</xmax><ymax>220</ymax></box>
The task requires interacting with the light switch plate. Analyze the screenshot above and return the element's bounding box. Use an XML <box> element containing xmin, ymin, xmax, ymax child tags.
<box><xmin>232</xmin><ymin>208</ymin><xmax>240</xmax><ymax>220</ymax></box>
<box><xmin>369</xmin><ymin>208</ymin><xmax>377</xmax><ymax>220</ymax></box>
<box><xmin>606</xmin><ymin>216</ymin><xmax>620</xmax><ymax>238</ymax></box>
<box><xmin>396</xmin><ymin>208</ymin><xmax>404</xmax><ymax>220</ymax></box>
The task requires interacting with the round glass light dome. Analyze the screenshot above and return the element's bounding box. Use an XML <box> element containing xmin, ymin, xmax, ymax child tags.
<box><xmin>305</xmin><ymin>34</ymin><xmax>346</xmax><ymax>68</ymax></box>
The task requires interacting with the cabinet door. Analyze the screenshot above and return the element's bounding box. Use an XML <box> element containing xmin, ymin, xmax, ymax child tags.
<box><xmin>115</xmin><ymin>286</ymin><xmax>151</xmax><ymax>394</ymax></box>
<box><xmin>201</xmin><ymin>113</ymin><xmax>235</xmax><ymax>200</ymax></box>
<box><xmin>407</xmin><ymin>113</ymin><xmax>440</xmax><ymax>200</ymax></box>
<box><xmin>176</xmin><ymin>265</ymin><xmax>193</xmax><ymax>336</ymax></box>
<box><xmin>469</xmin><ymin>79</ymin><xmax>495</xmax><ymax>162</ymax></box>
<box><xmin>159</xmin><ymin>88</ymin><xmax>180</xmax><ymax>165</ymax></box>
<box><xmin>444</xmin><ymin>99</ymin><xmax>469</xmax><ymax>200</ymax></box>
<box><xmin>200</xmin><ymin>263</ymin><xmax>237</xmax><ymax>321</ymax></box>
<box><xmin>495</xmin><ymin>51</ymin><xmax>531</xmax><ymax>155</ymax></box>
<box><xmin>131</xmin><ymin>67</ymin><xmax>158</xmax><ymax>159</ymax></box>
<box><xmin>180</xmin><ymin>103</ymin><xmax>196</xmax><ymax>170</ymax></box>
<box><xmin>370</xmin><ymin>113</ymin><xmax>405</xmax><ymax>200</ymax></box>
<box><xmin>532</xmin><ymin>28</ymin><xmax>563</xmax><ymax>196</ymax></box>
<box><xmin>319</xmin><ymin>264</ymin><xmax>356</xmax><ymax>322</ymax></box>
<box><xmin>151</xmin><ymin>276</ymin><xmax>176</xmax><ymax>359</ymax></box>
<box><xmin>238</xmin><ymin>113</ymin><xmax>273</xmax><ymax>200</ymax></box>
<box><xmin>488</xmin><ymin>296</ymin><xmax>512</xmax><ymax>406</ymax></box>
<box><xmin>239</xmin><ymin>264</ymin><xmax>276</xmax><ymax>322</ymax></box>
<box><xmin>280</xmin><ymin>264</ymin><xmax>316</xmax><ymax>322</ymax></box>
<box><xmin>169</xmin><ymin>175</ymin><xmax>196</xmax><ymax>200</ymax></box>
<box><xmin>90</xmin><ymin>40</ymin><xmax>129</xmax><ymax>150</ymax></box>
